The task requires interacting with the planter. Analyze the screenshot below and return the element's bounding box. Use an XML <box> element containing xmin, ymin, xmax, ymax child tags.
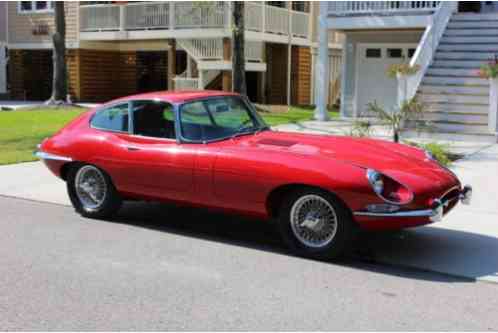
<box><xmin>489</xmin><ymin>78</ymin><xmax>498</xmax><ymax>134</ymax></box>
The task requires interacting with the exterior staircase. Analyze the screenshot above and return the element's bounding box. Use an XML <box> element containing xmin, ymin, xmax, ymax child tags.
<box><xmin>413</xmin><ymin>13</ymin><xmax>498</xmax><ymax>143</ymax></box>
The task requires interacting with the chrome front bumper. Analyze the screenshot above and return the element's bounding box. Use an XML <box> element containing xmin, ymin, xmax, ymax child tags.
<box><xmin>354</xmin><ymin>185</ymin><xmax>472</xmax><ymax>222</ymax></box>
<box><xmin>34</xmin><ymin>150</ymin><xmax>73</xmax><ymax>162</ymax></box>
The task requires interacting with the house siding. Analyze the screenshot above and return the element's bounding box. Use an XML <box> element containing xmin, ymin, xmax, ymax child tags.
<box><xmin>7</xmin><ymin>2</ymin><xmax>78</xmax><ymax>45</ymax></box>
<box><xmin>291</xmin><ymin>46</ymin><xmax>311</xmax><ymax>105</ymax></box>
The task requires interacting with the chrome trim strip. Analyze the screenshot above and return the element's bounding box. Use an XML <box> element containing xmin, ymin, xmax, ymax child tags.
<box><xmin>354</xmin><ymin>209</ymin><xmax>435</xmax><ymax>218</ymax></box>
<box><xmin>35</xmin><ymin>151</ymin><xmax>73</xmax><ymax>162</ymax></box>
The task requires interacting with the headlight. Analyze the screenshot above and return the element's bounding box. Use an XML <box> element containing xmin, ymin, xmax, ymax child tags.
<box><xmin>367</xmin><ymin>169</ymin><xmax>384</xmax><ymax>194</ymax></box>
<box><xmin>366</xmin><ymin>169</ymin><xmax>413</xmax><ymax>205</ymax></box>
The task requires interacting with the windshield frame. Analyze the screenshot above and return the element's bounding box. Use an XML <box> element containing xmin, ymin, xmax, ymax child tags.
<box><xmin>176</xmin><ymin>95</ymin><xmax>269</xmax><ymax>144</ymax></box>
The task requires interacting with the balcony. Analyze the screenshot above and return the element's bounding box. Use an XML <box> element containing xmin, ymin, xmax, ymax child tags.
<box><xmin>79</xmin><ymin>2</ymin><xmax>310</xmax><ymax>43</ymax></box>
<box><xmin>326</xmin><ymin>1</ymin><xmax>441</xmax><ymax>30</ymax></box>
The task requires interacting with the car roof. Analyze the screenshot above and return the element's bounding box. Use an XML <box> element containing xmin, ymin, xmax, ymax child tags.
<box><xmin>107</xmin><ymin>90</ymin><xmax>241</xmax><ymax>105</ymax></box>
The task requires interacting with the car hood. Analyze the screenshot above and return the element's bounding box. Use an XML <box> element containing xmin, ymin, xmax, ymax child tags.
<box><xmin>236</xmin><ymin>130</ymin><xmax>459</xmax><ymax>192</ymax></box>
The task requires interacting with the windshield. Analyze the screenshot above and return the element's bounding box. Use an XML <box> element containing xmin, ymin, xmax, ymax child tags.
<box><xmin>179</xmin><ymin>96</ymin><xmax>268</xmax><ymax>142</ymax></box>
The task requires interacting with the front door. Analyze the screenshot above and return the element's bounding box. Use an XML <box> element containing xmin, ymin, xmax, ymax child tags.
<box><xmin>355</xmin><ymin>44</ymin><xmax>417</xmax><ymax>117</ymax></box>
<box><xmin>116</xmin><ymin>100</ymin><xmax>195</xmax><ymax>202</ymax></box>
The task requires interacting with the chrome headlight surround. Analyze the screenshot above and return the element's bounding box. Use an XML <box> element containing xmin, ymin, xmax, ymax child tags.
<box><xmin>366</xmin><ymin>169</ymin><xmax>384</xmax><ymax>195</ymax></box>
<box><xmin>425</xmin><ymin>150</ymin><xmax>435</xmax><ymax>161</ymax></box>
<box><xmin>366</xmin><ymin>169</ymin><xmax>414</xmax><ymax>205</ymax></box>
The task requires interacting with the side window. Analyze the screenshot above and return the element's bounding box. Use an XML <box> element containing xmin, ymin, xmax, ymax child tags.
<box><xmin>180</xmin><ymin>102</ymin><xmax>214</xmax><ymax>141</ymax></box>
<box><xmin>91</xmin><ymin>103</ymin><xmax>129</xmax><ymax>132</ymax></box>
<box><xmin>131</xmin><ymin>100</ymin><xmax>176</xmax><ymax>139</ymax></box>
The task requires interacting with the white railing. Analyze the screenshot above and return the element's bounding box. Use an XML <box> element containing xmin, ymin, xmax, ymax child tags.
<box><xmin>245</xmin><ymin>41</ymin><xmax>263</xmax><ymax>62</ymax></box>
<box><xmin>79</xmin><ymin>2</ymin><xmax>310</xmax><ymax>40</ymax></box>
<box><xmin>245</xmin><ymin>2</ymin><xmax>264</xmax><ymax>32</ymax></box>
<box><xmin>173</xmin><ymin>78</ymin><xmax>200</xmax><ymax>90</ymax></box>
<box><xmin>292</xmin><ymin>11</ymin><xmax>309</xmax><ymax>38</ymax></box>
<box><xmin>174</xmin><ymin>2</ymin><xmax>226</xmax><ymax>29</ymax></box>
<box><xmin>328</xmin><ymin>1</ymin><xmax>440</xmax><ymax>16</ymax></box>
<box><xmin>80</xmin><ymin>4</ymin><xmax>120</xmax><ymax>31</ymax></box>
<box><xmin>405</xmin><ymin>1</ymin><xmax>457</xmax><ymax>101</ymax></box>
<box><xmin>178</xmin><ymin>39</ymin><xmax>223</xmax><ymax>60</ymax></box>
<box><xmin>125</xmin><ymin>2</ymin><xmax>170</xmax><ymax>30</ymax></box>
<box><xmin>265</xmin><ymin>5</ymin><xmax>289</xmax><ymax>35</ymax></box>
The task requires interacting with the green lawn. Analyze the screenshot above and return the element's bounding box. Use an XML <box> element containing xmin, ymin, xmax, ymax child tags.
<box><xmin>259</xmin><ymin>106</ymin><xmax>339</xmax><ymax>126</ymax></box>
<box><xmin>0</xmin><ymin>107</ymin><xmax>87</xmax><ymax>165</ymax></box>
<box><xmin>0</xmin><ymin>105</ymin><xmax>338</xmax><ymax>165</ymax></box>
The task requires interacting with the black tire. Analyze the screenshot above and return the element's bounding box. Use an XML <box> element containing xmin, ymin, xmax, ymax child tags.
<box><xmin>277</xmin><ymin>187</ymin><xmax>354</xmax><ymax>260</ymax></box>
<box><xmin>67</xmin><ymin>163</ymin><xmax>122</xmax><ymax>219</ymax></box>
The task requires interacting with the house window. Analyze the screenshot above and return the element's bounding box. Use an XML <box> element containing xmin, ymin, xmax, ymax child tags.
<box><xmin>365</xmin><ymin>48</ymin><xmax>381</xmax><ymax>58</ymax></box>
<box><xmin>387</xmin><ymin>48</ymin><xmax>403</xmax><ymax>58</ymax></box>
<box><xmin>408</xmin><ymin>48</ymin><xmax>416</xmax><ymax>58</ymax></box>
<box><xmin>18</xmin><ymin>1</ymin><xmax>54</xmax><ymax>14</ymax></box>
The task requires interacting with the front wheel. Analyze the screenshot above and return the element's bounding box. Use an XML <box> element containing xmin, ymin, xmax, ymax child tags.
<box><xmin>277</xmin><ymin>188</ymin><xmax>354</xmax><ymax>260</ymax></box>
<box><xmin>67</xmin><ymin>164</ymin><xmax>122</xmax><ymax>219</ymax></box>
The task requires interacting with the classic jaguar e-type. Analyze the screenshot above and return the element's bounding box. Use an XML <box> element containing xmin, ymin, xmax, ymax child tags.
<box><xmin>36</xmin><ymin>91</ymin><xmax>472</xmax><ymax>259</ymax></box>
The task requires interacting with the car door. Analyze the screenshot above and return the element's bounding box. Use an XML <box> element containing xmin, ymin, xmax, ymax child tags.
<box><xmin>110</xmin><ymin>100</ymin><xmax>196</xmax><ymax>202</ymax></box>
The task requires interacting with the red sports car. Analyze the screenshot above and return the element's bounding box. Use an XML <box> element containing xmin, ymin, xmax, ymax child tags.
<box><xmin>36</xmin><ymin>91</ymin><xmax>472</xmax><ymax>259</ymax></box>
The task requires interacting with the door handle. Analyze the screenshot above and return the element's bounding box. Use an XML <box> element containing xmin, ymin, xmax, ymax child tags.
<box><xmin>126</xmin><ymin>146</ymin><xmax>140</xmax><ymax>151</ymax></box>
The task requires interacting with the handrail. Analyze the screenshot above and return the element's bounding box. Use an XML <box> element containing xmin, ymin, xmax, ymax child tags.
<box><xmin>328</xmin><ymin>1</ymin><xmax>441</xmax><ymax>16</ymax></box>
<box><xmin>405</xmin><ymin>1</ymin><xmax>457</xmax><ymax>100</ymax></box>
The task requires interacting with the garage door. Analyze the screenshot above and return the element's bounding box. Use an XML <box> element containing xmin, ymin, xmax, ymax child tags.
<box><xmin>356</xmin><ymin>44</ymin><xmax>417</xmax><ymax>117</ymax></box>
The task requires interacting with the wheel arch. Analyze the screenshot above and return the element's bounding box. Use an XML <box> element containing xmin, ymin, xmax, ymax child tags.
<box><xmin>265</xmin><ymin>183</ymin><xmax>353</xmax><ymax>220</ymax></box>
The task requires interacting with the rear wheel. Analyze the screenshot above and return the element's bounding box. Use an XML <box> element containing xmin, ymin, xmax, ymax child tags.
<box><xmin>277</xmin><ymin>188</ymin><xmax>354</xmax><ymax>260</ymax></box>
<box><xmin>67</xmin><ymin>164</ymin><xmax>122</xmax><ymax>219</ymax></box>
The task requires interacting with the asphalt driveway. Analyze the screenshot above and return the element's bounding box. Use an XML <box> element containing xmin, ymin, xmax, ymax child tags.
<box><xmin>0</xmin><ymin>144</ymin><xmax>497</xmax><ymax>283</ymax></box>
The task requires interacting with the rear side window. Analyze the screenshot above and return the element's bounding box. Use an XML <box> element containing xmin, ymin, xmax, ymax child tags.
<box><xmin>91</xmin><ymin>103</ymin><xmax>129</xmax><ymax>132</ymax></box>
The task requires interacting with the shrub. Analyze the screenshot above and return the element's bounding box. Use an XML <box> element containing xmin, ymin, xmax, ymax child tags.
<box><xmin>405</xmin><ymin>141</ymin><xmax>453</xmax><ymax>167</ymax></box>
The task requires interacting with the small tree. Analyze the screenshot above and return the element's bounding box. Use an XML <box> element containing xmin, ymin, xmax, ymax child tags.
<box><xmin>367</xmin><ymin>98</ymin><xmax>425</xmax><ymax>143</ymax></box>
<box><xmin>47</xmin><ymin>2</ymin><xmax>67</xmax><ymax>104</ymax></box>
<box><xmin>231</xmin><ymin>2</ymin><xmax>246</xmax><ymax>95</ymax></box>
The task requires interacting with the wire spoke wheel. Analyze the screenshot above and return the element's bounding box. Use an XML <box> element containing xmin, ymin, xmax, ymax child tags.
<box><xmin>290</xmin><ymin>194</ymin><xmax>338</xmax><ymax>249</ymax></box>
<box><xmin>74</xmin><ymin>165</ymin><xmax>108</xmax><ymax>211</ymax></box>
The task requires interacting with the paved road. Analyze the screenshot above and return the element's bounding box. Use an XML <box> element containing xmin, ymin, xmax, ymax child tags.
<box><xmin>1</xmin><ymin>196</ymin><xmax>498</xmax><ymax>331</ymax></box>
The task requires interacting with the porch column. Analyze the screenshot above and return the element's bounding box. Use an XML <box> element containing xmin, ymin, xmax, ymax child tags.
<box><xmin>489</xmin><ymin>78</ymin><xmax>498</xmax><ymax>134</ymax></box>
<box><xmin>314</xmin><ymin>1</ymin><xmax>330</xmax><ymax>121</ymax></box>
<box><xmin>222</xmin><ymin>37</ymin><xmax>232</xmax><ymax>92</ymax></box>
<box><xmin>168</xmin><ymin>40</ymin><xmax>176</xmax><ymax>91</ymax></box>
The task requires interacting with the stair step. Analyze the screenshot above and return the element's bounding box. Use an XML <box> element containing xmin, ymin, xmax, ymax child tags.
<box><xmin>419</xmin><ymin>85</ymin><xmax>489</xmax><ymax>95</ymax></box>
<box><xmin>444</xmin><ymin>28</ymin><xmax>498</xmax><ymax>37</ymax></box>
<box><xmin>445</xmin><ymin>28</ymin><xmax>498</xmax><ymax>36</ymax></box>
<box><xmin>409</xmin><ymin>121</ymin><xmax>490</xmax><ymax>134</ymax></box>
<box><xmin>422</xmin><ymin>76</ymin><xmax>489</xmax><ymax>86</ymax></box>
<box><xmin>441</xmin><ymin>36</ymin><xmax>498</xmax><ymax>44</ymax></box>
<box><xmin>438</xmin><ymin>44</ymin><xmax>498</xmax><ymax>52</ymax></box>
<box><xmin>420</xmin><ymin>93</ymin><xmax>489</xmax><ymax>105</ymax></box>
<box><xmin>426</xmin><ymin>68</ymin><xmax>481</xmax><ymax>77</ymax></box>
<box><xmin>435</xmin><ymin>52</ymin><xmax>497</xmax><ymax>60</ymax></box>
<box><xmin>448</xmin><ymin>21</ymin><xmax>498</xmax><ymax>29</ymax></box>
<box><xmin>451</xmin><ymin>13</ymin><xmax>498</xmax><ymax>21</ymax></box>
<box><xmin>432</xmin><ymin>60</ymin><xmax>486</xmax><ymax>69</ymax></box>
<box><xmin>420</xmin><ymin>112</ymin><xmax>488</xmax><ymax>124</ymax></box>
<box><xmin>417</xmin><ymin>102</ymin><xmax>489</xmax><ymax>114</ymax></box>
<box><xmin>403</xmin><ymin>130</ymin><xmax>497</xmax><ymax>143</ymax></box>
